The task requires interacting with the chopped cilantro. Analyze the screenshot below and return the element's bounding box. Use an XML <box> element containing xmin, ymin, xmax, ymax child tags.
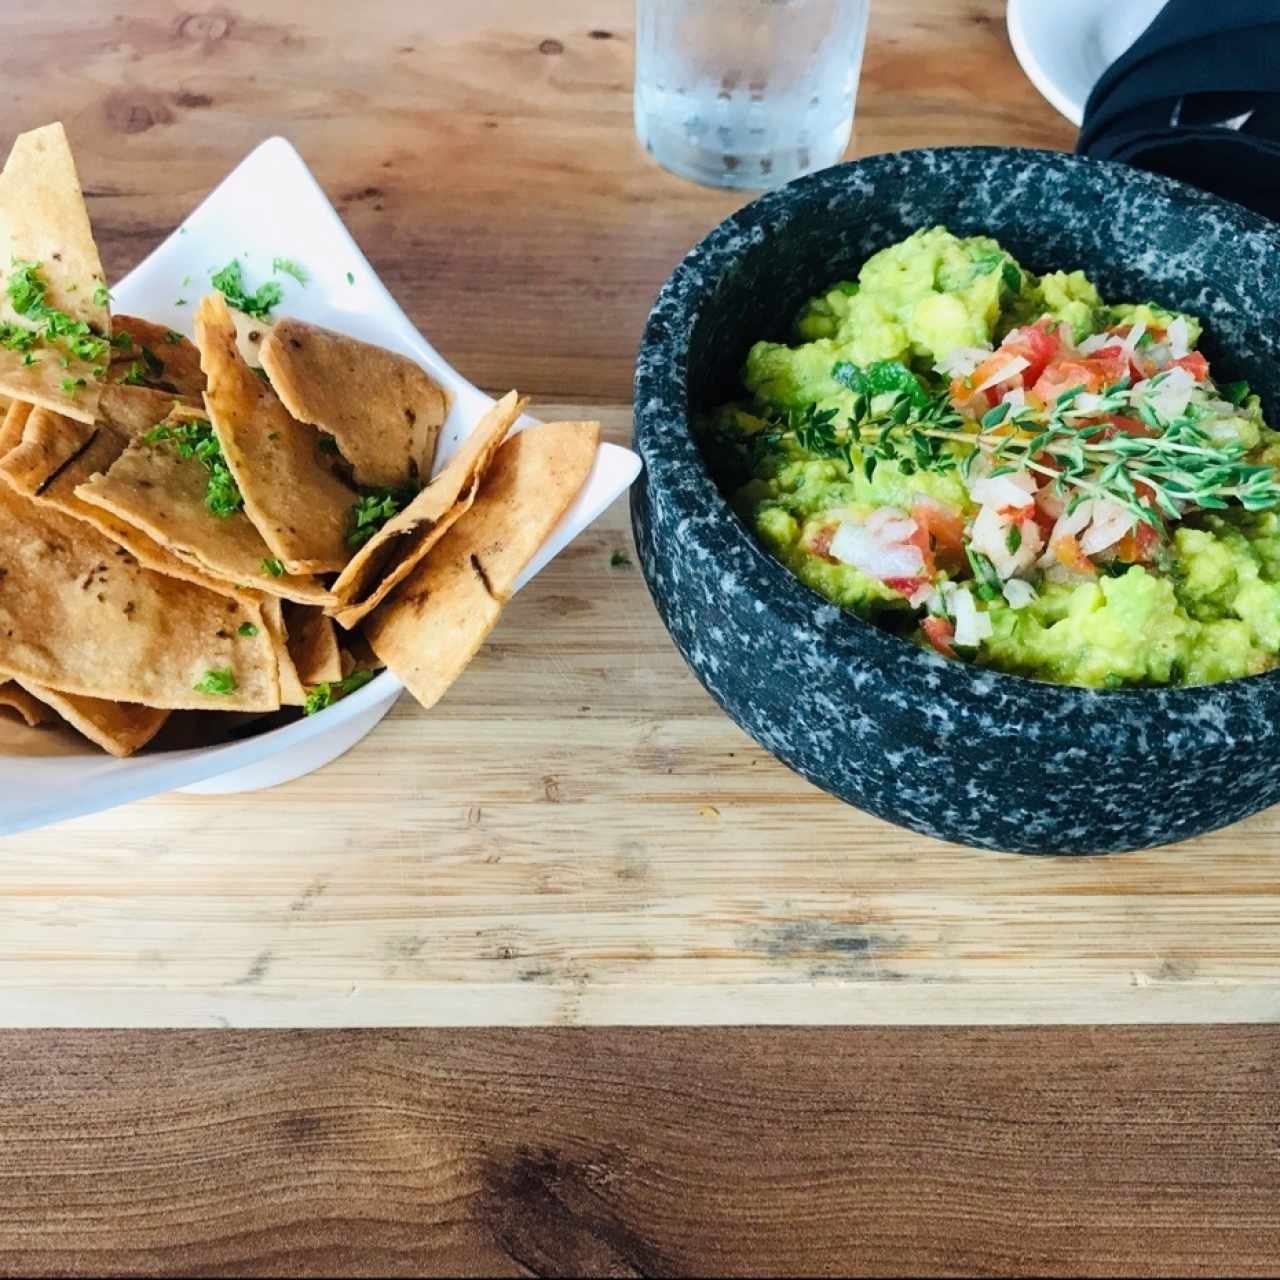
<box><xmin>0</xmin><ymin>323</ymin><xmax>39</xmax><ymax>352</ymax></box>
<box><xmin>304</xmin><ymin>668</ymin><xmax>375</xmax><ymax>716</ymax></box>
<box><xmin>1005</xmin><ymin>524</ymin><xmax>1022</xmax><ymax>554</ymax></box>
<box><xmin>237</xmin><ymin>621</ymin><xmax>259</xmax><ymax>638</ymax></box>
<box><xmin>346</xmin><ymin>271</ymin><xmax>354</xmax><ymax>285</ymax></box>
<box><xmin>347</xmin><ymin>486</ymin><xmax>413</xmax><ymax>549</ymax></box>
<box><xmin>93</xmin><ymin>282</ymin><xmax>111</xmax><ymax>308</ymax></box>
<box><xmin>210</xmin><ymin>258</ymin><xmax>282</xmax><ymax>322</ymax></box>
<box><xmin>141</xmin><ymin>417</ymin><xmax>243</xmax><ymax>517</ymax></box>
<box><xmin>609</xmin><ymin>551</ymin><xmax>632</xmax><ymax>568</ymax></box>
<box><xmin>20</xmin><ymin>352</ymin><xmax>35</xmax><ymax>367</ymax></box>
<box><xmin>260</xmin><ymin>556</ymin><xmax>285</xmax><ymax>577</ymax></box>
<box><xmin>193</xmin><ymin>667</ymin><xmax>237</xmax><ymax>696</ymax></box>
<box><xmin>121</xmin><ymin>361</ymin><xmax>147</xmax><ymax>386</ymax></box>
<box><xmin>60</xmin><ymin>376</ymin><xmax>85</xmax><ymax>395</ymax></box>
<box><xmin>7</xmin><ymin>260</ymin><xmax>47</xmax><ymax>315</ymax></box>
<box><xmin>272</xmin><ymin>257</ymin><xmax>308</xmax><ymax>285</ymax></box>
<box><xmin>1221</xmin><ymin>379</ymin><xmax>1251</xmax><ymax>407</ymax></box>
<box><xmin>164</xmin><ymin>329</ymin><xmax>183</xmax><ymax>344</ymax></box>
<box><xmin>110</xmin><ymin>330</ymin><xmax>135</xmax><ymax>350</ymax></box>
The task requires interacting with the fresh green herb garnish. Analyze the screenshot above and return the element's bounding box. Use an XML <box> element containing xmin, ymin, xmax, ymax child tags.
<box><xmin>345</xmin><ymin>271</ymin><xmax>354</xmax><ymax>285</ymax></box>
<box><xmin>175</xmin><ymin>298</ymin><xmax>187</xmax><ymax>306</ymax></box>
<box><xmin>164</xmin><ymin>329</ymin><xmax>183</xmax><ymax>344</ymax></box>
<box><xmin>141</xmin><ymin>417</ymin><xmax>244</xmax><ymax>517</ymax></box>
<box><xmin>110</xmin><ymin>330</ymin><xmax>134</xmax><ymax>350</ymax></box>
<box><xmin>193</xmin><ymin>667</ymin><xmax>237</xmax><ymax>695</ymax></box>
<box><xmin>610</xmin><ymin>551</ymin><xmax>632</xmax><ymax>568</ymax></box>
<box><xmin>121</xmin><ymin>361</ymin><xmax>147</xmax><ymax>386</ymax></box>
<box><xmin>272</xmin><ymin>257</ymin><xmax>308</xmax><ymax>285</ymax></box>
<box><xmin>4</xmin><ymin>260</ymin><xmax>110</xmax><ymax>368</ymax></box>
<box><xmin>93</xmin><ymin>282</ymin><xmax>110</xmax><ymax>308</ymax></box>
<box><xmin>1005</xmin><ymin>524</ymin><xmax>1022</xmax><ymax>554</ymax></box>
<box><xmin>237</xmin><ymin>622</ymin><xmax>259</xmax><ymax>637</ymax></box>
<box><xmin>347</xmin><ymin>486</ymin><xmax>414</xmax><ymax>549</ymax></box>
<box><xmin>260</xmin><ymin>556</ymin><xmax>285</xmax><ymax>577</ymax></box>
<box><xmin>304</xmin><ymin>668</ymin><xmax>375</xmax><ymax>716</ymax></box>
<box><xmin>210</xmin><ymin>258</ymin><xmax>282</xmax><ymax>322</ymax></box>
<box><xmin>60</xmin><ymin>376</ymin><xmax>85</xmax><ymax>395</ymax></box>
<box><xmin>1221</xmin><ymin>380</ymin><xmax>1251</xmax><ymax>407</ymax></box>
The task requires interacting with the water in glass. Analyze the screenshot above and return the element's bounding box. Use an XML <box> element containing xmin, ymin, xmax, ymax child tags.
<box><xmin>634</xmin><ymin>0</ymin><xmax>870</xmax><ymax>189</ymax></box>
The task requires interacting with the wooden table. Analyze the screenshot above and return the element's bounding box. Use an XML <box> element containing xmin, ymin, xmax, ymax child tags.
<box><xmin>3</xmin><ymin>2</ymin><xmax>1278</xmax><ymax>1275</ymax></box>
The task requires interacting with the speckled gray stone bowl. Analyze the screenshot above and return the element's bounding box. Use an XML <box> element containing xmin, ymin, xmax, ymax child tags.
<box><xmin>631</xmin><ymin>147</ymin><xmax>1280</xmax><ymax>855</ymax></box>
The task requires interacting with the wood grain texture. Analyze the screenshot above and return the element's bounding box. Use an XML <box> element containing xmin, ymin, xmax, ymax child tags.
<box><xmin>0</xmin><ymin>1027</ymin><xmax>1278</xmax><ymax>1278</ymax></box>
<box><xmin>4</xmin><ymin>406</ymin><xmax>1280</xmax><ymax>1028</ymax></box>
<box><xmin>0</xmin><ymin>0</ymin><xmax>1073</xmax><ymax>404</ymax></box>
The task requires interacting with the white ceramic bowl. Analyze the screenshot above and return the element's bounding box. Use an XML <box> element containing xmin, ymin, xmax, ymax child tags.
<box><xmin>0</xmin><ymin>138</ymin><xmax>640</xmax><ymax>835</ymax></box>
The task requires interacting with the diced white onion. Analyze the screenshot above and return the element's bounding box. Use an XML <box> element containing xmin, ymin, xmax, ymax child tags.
<box><xmin>1167</xmin><ymin>315</ymin><xmax>1189</xmax><ymax>359</ymax></box>
<box><xmin>1001</xmin><ymin>386</ymin><xmax>1027</xmax><ymax>410</ymax></box>
<box><xmin>1147</xmin><ymin>364</ymin><xmax>1196</xmax><ymax>421</ymax></box>
<box><xmin>974</xmin><ymin>355</ymin><xmax>1030</xmax><ymax>393</ymax></box>
<box><xmin>1078</xmin><ymin>332</ymin><xmax>1112</xmax><ymax>356</ymax></box>
<box><xmin>1079</xmin><ymin>499</ymin><xmax>1134</xmax><ymax>555</ymax></box>
<box><xmin>950</xmin><ymin>585</ymin><xmax>993</xmax><ymax>648</ymax></box>
<box><xmin>865</xmin><ymin>507</ymin><xmax>918</xmax><ymax>544</ymax></box>
<box><xmin>971</xmin><ymin>503</ymin><xmax>1043</xmax><ymax>579</ymax></box>
<box><xmin>1002</xmin><ymin>578</ymin><xmax>1037</xmax><ymax>609</ymax></box>
<box><xmin>1119</xmin><ymin>319</ymin><xmax>1146</xmax><ymax>354</ymax></box>
<box><xmin>1072</xmin><ymin>392</ymin><xmax>1107</xmax><ymax>414</ymax></box>
<box><xmin>969</xmin><ymin>471</ymin><xmax>1035</xmax><ymax>510</ymax></box>
<box><xmin>934</xmin><ymin>345</ymin><xmax>992</xmax><ymax>378</ymax></box>
<box><xmin>1038</xmin><ymin>500</ymin><xmax>1095</xmax><ymax>566</ymax></box>
<box><xmin>829</xmin><ymin>520</ymin><xmax>924</xmax><ymax>580</ymax></box>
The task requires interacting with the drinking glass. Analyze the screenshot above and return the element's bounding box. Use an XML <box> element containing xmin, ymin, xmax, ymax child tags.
<box><xmin>634</xmin><ymin>0</ymin><xmax>870</xmax><ymax>190</ymax></box>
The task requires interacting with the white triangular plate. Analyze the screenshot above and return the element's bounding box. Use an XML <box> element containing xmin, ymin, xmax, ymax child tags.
<box><xmin>0</xmin><ymin>137</ymin><xmax>639</xmax><ymax>835</ymax></box>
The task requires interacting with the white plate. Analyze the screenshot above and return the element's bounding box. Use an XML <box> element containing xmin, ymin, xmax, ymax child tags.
<box><xmin>0</xmin><ymin>137</ymin><xmax>640</xmax><ymax>836</ymax></box>
<box><xmin>1006</xmin><ymin>0</ymin><xmax>1165</xmax><ymax>127</ymax></box>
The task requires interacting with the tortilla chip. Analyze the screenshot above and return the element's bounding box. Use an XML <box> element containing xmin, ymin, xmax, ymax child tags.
<box><xmin>1</xmin><ymin>408</ymin><xmax>239</xmax><ymax>599</ymax></box>
<box><xmin>98</xmin><ymin>383</ymin><xmax>200</xmax><ymax>439</ymax></box>
<box><xmin>338</xmin><ymin>629</ymin><xmax>385</xmax><ymax>678</ymax></box>
<box><xmin>75</xmin><ymin>405</ymin><xmax>332</xmax><ymax>606</ymax></box>
<box><xmin>285</xmin><ymin>604</ymin><xmax>343</xmax><ymax>685</ymax></box>
<box><xmin>329</xmin><ymin>390</ymin><xmax>523</xmax><ymax>628</ymax></box>
<box><xmin>0</xmin><ymin>399</ymin><xmax>33</xmax><ymax>458</ymax></box>
<box><xmin>0</xmin><ymin>680</ymin><xmax>54</xmax><ymax>727</ymax></box>
<box><xmin>196</xmin><ymin>294</ymin><xmax>356</xmax><ymax>574</ymax></box>
<box><xmin>0</xmin><ymin>481</ymin><xmax>279</xmax><ymax>710</ymax></box>
<box><xmin>365</xmin><ymin>420</ymin><xmax>599</xmax><ymax>710</ymax></box>
<box><xmin>260</xmin><ymin>596</ymin><xmax>306</xmax><ymax>707</ymax></box>
<box><xmin>108</xmin><ymin>316</ymin><xmax>204</xmax><ymax>397</ymax></box>
<box><xmin>0</xmin><ymin>124</ymin><xmax>108</xmax><ymax>424</ymax></box>
<box><xmin>0</xmin><ymin>404</ymin><xmax>95</xmax><ymax>495</ymax></box>
<box><xmin>14</xmin><ymin>679</ymin><xmax>169</xmax><ymax>757</ymax></box>
<box><xmin>261</xmin><ymin>318</ymin><xmax>449</xmax><ymax>488</ymax></box>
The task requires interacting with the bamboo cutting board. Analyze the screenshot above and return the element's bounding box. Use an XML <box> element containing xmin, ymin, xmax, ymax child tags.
<box><xmin>3</xmin><ymin>404</ymin><xmax>1280</xmax><ymax>1028</ymax></box>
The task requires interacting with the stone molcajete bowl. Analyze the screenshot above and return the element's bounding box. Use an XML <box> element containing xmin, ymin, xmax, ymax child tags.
<box><xmin>631</xmin><ymin>147</ymin><xmax>1280</xmax><ymax>855</ymax></box>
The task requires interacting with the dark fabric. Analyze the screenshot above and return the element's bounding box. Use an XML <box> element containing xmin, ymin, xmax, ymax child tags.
<box><xmin>1077</xmin><ymin>0</ymin><xmax>1280</xmax><ymax>220</ymax></box>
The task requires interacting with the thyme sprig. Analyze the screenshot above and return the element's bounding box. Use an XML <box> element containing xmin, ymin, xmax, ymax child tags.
<box><xmin>745</xmin><ymin>369</ymin><xmax>1280</xmax><ymax>529</ymax></box>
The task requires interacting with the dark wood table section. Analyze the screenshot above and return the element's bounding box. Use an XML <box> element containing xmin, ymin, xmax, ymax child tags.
<box><xmin>1</xmin><ymin>1028</ymin><xmax>1278</xmax><ymax>1278</ymax></box>
<box><xmin>1</xmin><ymin>3</ymin><xmax>1276</xmax><ymax>1277</ymax></box>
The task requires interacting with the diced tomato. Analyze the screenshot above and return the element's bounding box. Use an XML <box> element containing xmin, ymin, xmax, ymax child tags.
<box><xmin>1000</xmin><ymin>316</ymin><xmax>1062</xmax><ymax>388</ymax></box>
<box><xmin>921</xmin><ymin>615</ymin><xmax>957</xmax><ymax>659</ymax></box>
<box><xmin>808</xmin><ymin>522</ymin><xmax>838</xmax><ymax>563</ymax></box>
<box><xmin>1051</xmin><ymin>534</ymin><xmax>1096</xmax><ymax>576</ymax></box>
<box><xmin>1114</xmin><ymin>521</ymin><xmax>1161</xmax><ymax>565</ymax></box>
<box><xmin>1031</xmin><ymin>348</ymin><xmax>1129</xmax><ymax>406</ymax></box>
<box><xmin>951</xmin><ymin>317</ymin><xmax>1065</xmax><ymax>412</ymax></box>
<box><xmin>1029</xmin><ymin>499</ymin><xmax>1058</xmax><ymax>542</ymax></box>
<box><xmin>1104</xmin><ymin>413</ymin><xmax>1154</xmax><ymax>439</ymax></box>
<box><xmin>910</xmin><ymin>500</ymin><xmax>965</xmax><ymax>573</ymax></box>
<box><xmin>1172</xmin><ymin>351</ymin><xmax>1209</xmax><ymax>381</ymax></box>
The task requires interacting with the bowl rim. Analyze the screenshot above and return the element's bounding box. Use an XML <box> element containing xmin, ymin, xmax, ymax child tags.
<box><xmin>634</xmin><ymin>144</ymin><xmax>1280</xmax><ymax>722</ymax></box>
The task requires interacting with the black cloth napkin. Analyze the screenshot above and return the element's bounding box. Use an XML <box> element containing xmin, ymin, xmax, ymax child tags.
<box><xmin>1076</xmin><ymin>0</ymin><xmax>1280</xmax><ymax>221</ymax></box>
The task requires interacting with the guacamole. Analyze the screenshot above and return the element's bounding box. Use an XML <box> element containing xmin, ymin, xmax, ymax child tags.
<box><xmin>706</xmin><ymin>226</ymin><xmax>1280</xmax><ymax>688</ymax></box>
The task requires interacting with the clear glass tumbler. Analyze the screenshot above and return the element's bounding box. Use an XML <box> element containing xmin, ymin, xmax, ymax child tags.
<box><xmin>634</xmin><ymin>0</ymin><xmax>870</xmax><ymax>190</ymax></box>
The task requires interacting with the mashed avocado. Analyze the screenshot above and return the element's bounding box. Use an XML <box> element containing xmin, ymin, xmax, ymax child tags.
<box><xmin>706</xmin><ymin>225</ymin><xmax>1280</xmax><ymax>689</ymax></box>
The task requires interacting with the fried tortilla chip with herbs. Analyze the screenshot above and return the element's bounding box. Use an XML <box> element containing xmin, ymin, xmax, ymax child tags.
<box><xmin>197</xmin><ymin>293</ymin><xmax>356</xmax><ymax>575</ymax></box>
<box><xmin>0</xmin><ymin>124</ymin><xmax>110</xmax><ymax>423</ymax></box>
<box><xmin>366</xmin><ymin>421</ymin><xmax>599</xmax><ymax>710</ymax></box>
<box><xmin>261</xmin><ymin>318</ymin><xmax>449</xmax><ymax>488</ymax></box>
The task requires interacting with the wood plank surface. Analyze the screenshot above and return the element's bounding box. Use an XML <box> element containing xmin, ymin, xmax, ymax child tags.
<box><xmin>3</xmin><ymin>403</ymin><xmax>1280</xmax><ymax>1028</ymax></box>
<box><xmin>1</xmin><ymin>1027</ymin><xmax>1278</xmax><ymax>1278</ymax></box>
